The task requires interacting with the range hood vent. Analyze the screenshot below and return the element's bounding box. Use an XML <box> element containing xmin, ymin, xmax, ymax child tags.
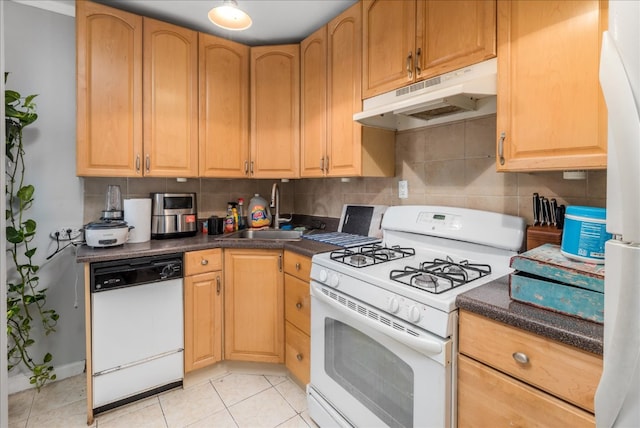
<box><xmin>354</xmin><ymin>58</ymin><xmax>497</xmax><ymax>131</ymax></box>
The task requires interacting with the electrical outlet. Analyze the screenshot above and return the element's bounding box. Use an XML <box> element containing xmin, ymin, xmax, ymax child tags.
<box><xmin>50</xmin><ymin>227</ymin><xmax>82</xmax><ymax>241</ymax></box>
<box><xmin>398</xmin><ymin>180</ymin><xmax>409</xmax><ymax>199</ymax></box>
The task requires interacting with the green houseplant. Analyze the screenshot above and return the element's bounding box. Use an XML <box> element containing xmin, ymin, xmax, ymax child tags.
<box><xmin>5</xmin><ymin>73</ymin><xmax>58</xmax><ymax>390</ymax></box>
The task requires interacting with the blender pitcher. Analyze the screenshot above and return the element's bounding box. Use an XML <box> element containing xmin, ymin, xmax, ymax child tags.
<box><xmin>102</xmin><ymin>185</ymin><xmax>124</xmax><ymax>220</ymax></box>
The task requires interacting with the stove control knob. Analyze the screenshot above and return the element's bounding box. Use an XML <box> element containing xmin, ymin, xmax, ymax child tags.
<box><xmin>388</xmin><ymin>297</ymin><xmax>400</xmax><ymax>314</ymax></box>
<box><xmin>318</xmin><ymin>269</ymin><xmax>329</xmax><ymax>283</ymax></box>
<box><xmin>328</xmin><ymin>272</ymin><xmax>340</xmax><ymax>288</ymax></box>
<box><xmin>408</xmin><ymin>306</ymin><xmax>421</xmax><ymax>323</ymax></box>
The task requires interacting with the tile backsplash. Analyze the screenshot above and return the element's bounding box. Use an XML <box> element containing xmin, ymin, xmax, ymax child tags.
<box><xmin>82</xmin><ymin>115</ymin><xmax>606</xmax><ymax>226</ymax></box>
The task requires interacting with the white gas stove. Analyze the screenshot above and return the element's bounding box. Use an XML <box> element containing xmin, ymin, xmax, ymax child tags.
<box><xmin>308</xmin><ymin>205</ymin><xmax>526</xmax><ymax>428</ymax></box>
<box><xmin>310</xmin><ymin>205</ymin><xmax>526</xmax><ymax>338</ymax></box>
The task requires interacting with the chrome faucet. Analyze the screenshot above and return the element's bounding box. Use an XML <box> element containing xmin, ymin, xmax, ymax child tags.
<box><xmin>270</xmin><ymin>182</ymin><xmax>291</xmax><ymax>229</ymax></box>
<box><xmin>270</xmin><ymin>182</ymin><xmax>281</xmax><ymax>229</ymax></box>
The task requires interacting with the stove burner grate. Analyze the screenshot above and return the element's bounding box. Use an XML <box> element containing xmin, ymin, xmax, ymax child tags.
<box><xmin>329</xmin><ymin>244</ymin><xmax>415</xmax><ymax>268</ymax></box>
<box><xmin>389</xmin><ymin>257</ymin><xmax>491</xmax><ymax>294</ymax></box>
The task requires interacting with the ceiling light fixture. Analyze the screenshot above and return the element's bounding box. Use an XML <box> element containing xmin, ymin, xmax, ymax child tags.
<box><xmin>208</xmin><ymin>0</ymin><xmax>252</xmax><ymax>31</ymax></box>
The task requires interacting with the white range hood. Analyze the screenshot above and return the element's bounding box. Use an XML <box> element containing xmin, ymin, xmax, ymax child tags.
<box><xmin>354</xmin><ymin>58</ymin><xmax>497</xmax><ymax>131</ymax></box>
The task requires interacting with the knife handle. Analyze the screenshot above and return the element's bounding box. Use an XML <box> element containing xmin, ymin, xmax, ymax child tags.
<box><xmin>542</xmin><ymin>197</ymin><xmax>551</xmax><ymax>226</ymax></box>
<box><xmin>556</xmin><ymin>205</ymin><xmax>566</xmax><ymax>229</ymax></box>
<box><xmin>549</xmin><ymin>198</ymin><xmax>558</xmax><ymax>226</ymax></box>
<box><xmin>533</xmin><ymin>193</ymin><xmax>540</xmax><ymax>226</ymax></box>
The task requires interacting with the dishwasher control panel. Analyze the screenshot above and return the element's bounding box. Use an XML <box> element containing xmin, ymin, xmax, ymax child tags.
<box><xmin>90</xmin><ymin>253</ymin><xmax>183</xmax><ymax>292</ymax></box>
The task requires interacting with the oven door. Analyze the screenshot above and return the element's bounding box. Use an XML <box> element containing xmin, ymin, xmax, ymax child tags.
<box><xmin>309</xmin><ymin>281</ymin><xmax>453</xmax><ymax>428</ymax></box>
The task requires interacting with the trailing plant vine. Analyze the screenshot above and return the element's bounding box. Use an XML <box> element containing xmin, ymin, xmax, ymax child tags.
<box><xmin>5</xmin><ymin>73</ymin><xmax>58</xmax><ymax>390</ymax></box>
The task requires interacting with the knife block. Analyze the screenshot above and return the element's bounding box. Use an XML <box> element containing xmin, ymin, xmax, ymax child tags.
<box><xmin>526</xmin><ymin>225</ymin><xmax>563</xmax><ymax>251</ymax></box>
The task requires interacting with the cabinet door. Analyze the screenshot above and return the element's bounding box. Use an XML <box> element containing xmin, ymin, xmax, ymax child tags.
<box><xmin>496</xmin><ymin>0</ymin><xmax>607</xmax><ymax>171</ymax></box>
<box><xmin>76</xmin><ymin>1</ymin><xmax>142</xmax><ymax>177</ymax></box>
<box><xmin>300</xmin><ymin>26</ymin><xmax>328</xmax><ymax>178</ymax></box>
<box><xmin>184</xmin><ymin>271</ymin><xmax>223</xmax><ymax>373</ymax></box>
<box><xmin>327</xmin><ymin>1</ymin><xmax>364</xmax><ymax>177</ymax></box>
<box><xmin>250</xmin><ymin>45</ymin><xmax>300</xmax><ymax>178</ymax></box>
<box><xmin>418</xmin><ymin>0</ymin><xmax>496</xmax><ymax>80</ymax></box>
<box><xmin>458</xmin><ymin>355</ymin><xmax>595</xmax><ymax>427</ymax></box>
<box><xmin>199</xmin><ymin>33</ymin><xmax>250</xmax><ymax>178</ymax></box>
<box><xmin>362</xmin><ymin>0</ymin><xmax>416</xmax><ymax>98</ymax></box>
<box><xmin>143</xmin><ymin>18</ymin><xmax>198</xmax><ymax>177</ymax></box>
<box><xmin>224</xmin><ymin>249</ymin><xmax>284</xmax><ymax>363</ymax></box>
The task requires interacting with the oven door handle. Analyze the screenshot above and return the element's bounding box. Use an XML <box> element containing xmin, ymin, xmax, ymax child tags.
<box><xmin>313</xmin><ymin>288</ymin><xmax>443</xmax><ymax>357</ymax></box>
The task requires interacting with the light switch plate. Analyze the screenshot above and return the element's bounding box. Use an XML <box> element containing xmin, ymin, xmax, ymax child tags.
<box><xmin>398</xmin><ymin>180</ymin><xmax>409</xmax><ymax>199</ymax></box>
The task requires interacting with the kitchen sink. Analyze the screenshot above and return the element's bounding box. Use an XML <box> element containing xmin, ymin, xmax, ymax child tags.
<box><xmin>223</xmin><ymin>229</ymin><xmax>303</xmax><ymax>240</ymax></box>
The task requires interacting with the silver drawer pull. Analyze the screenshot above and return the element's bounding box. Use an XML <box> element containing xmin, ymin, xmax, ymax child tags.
<box><xmin>296</xmin><ymin>302</ymin><xmax>303</xmax><ymax>309</ymax></box>
<box><xmin>512</xmin><ymin>352</ymin><xmax>530</xmax><ymax>365</ymax></box>
<box><xmin>295</xmin><ymin>262</ymin><xmax>301</xmax><ymax>271</ymax></box>
<box><xmin>201</xmin><ymin>259</ymin><xmax>208</xmax><ymax>266</ymax></box>
<box><xmin>296</xmin><ymin>353</ymin><xmax>303</xmax><ymax>361</ymax></box>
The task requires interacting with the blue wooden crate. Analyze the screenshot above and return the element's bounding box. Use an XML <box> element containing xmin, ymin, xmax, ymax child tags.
<box><xmin>509</xmin><ymin>272</ymin><xmax>604</xmax><ymax>323</ymax></box>
<box><xmin>509</xmin><ymin>243</ymin><xmax>604</xmax><ymax>292</ymax></box>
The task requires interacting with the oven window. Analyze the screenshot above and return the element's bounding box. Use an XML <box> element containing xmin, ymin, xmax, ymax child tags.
<box><xmin>325</xmin><ymin>319</ymin><xmax>414</xmax><ymax>428</ymax></box>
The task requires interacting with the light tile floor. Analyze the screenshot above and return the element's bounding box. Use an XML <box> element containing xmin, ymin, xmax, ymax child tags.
<box><xmin>8</xmin><ymin>368</ymin><xmax>315</xmax><ymax>428</ymax></box>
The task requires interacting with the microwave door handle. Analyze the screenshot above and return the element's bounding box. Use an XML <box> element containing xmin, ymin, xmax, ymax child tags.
<box><xmin>312</xmin><ymin>286</ymin><xmax>442</xmax><ymax>357</ymax></box>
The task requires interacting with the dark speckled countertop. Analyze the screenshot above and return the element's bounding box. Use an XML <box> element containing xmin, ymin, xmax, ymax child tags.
<box><xmin>76</xmin><ymin>232</ymin><xmax>340</xmax><ymax>263</ymax></box>
<box><xmin>456</xmin><ymin>276</ymin><xmax>603</xmax><ymax>356</ymax></box>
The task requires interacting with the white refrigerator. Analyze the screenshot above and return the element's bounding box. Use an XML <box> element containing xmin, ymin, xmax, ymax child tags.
<box><xmin>595</xmin><ymin>1</ymin><xmax>640</xmax><ymax>426</ymax></box>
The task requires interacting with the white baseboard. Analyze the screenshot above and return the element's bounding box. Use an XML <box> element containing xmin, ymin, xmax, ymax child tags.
<box><xmin>8</xmin><ymin>360</ymin><xmax>85</xmax><ymax>394</ymax></box>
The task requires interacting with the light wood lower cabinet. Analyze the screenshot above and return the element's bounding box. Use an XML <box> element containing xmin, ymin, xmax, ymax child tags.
<box><xmin>283</xmin><ymin>251</ymin><xmax>312</xmax><ymax>384</ymax></box>
<box><xmin>458</xmin><ymin>310</ymin><xmax>602</xmax><ymax>427</ymax></box>
<box><xmin>184</xmin><ymin>249</ymin><xmax>223</xmax><ymax>373</ymax></box>
<box><xmin>224</xmin><ymin>249</ymin><xmax>284</xmax><ymax>363</ymax></box>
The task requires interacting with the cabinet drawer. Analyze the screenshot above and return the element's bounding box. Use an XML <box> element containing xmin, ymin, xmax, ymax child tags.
<box><xmin>185</xmin><ymin>248</ymin><xmax>222</xmax><ymax>276</ymax></box>
<box><xmin>285</xmin><ymin>321</ymin><xmax>310</xmax><ymax>385</ymax></box>
<box><xmin>459</xmin><ymin>310</ymin><xmax>602</xmax><ymax>412</ymax></box>
<box><xmin>283</xmin><ymin>250</ymin><xmax>311</xmax><ymax>281</ymax></box>
<box><xmin>458</xmin><ymin>355</ymin><xmax>595</xmax><ymax>427</ymax></box>
<box><xmin>284</xmin><ymin>274</ymin><xmax>310</xmax><ymax>335</ymax></box>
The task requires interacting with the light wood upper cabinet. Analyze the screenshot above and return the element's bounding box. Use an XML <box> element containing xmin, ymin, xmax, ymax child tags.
<box><xmin>143</xmin><ymin>17</ymin><xmax>199</xmax><ymax>177</ymax></box>
<box><xmin>199</xmin><ymin>33</ymin><xmax>250</xmax><ymax>178</ymax></box>
<box><xmin>301</xmin><ymin>2</ymin><xmax>395</xmax><ymax>178</ymax></box>
<box><xmin>421</xmin><ymin>0</ymin><xmax>496</xmax><ymax>77</ymax></box>
<box><xmin>76</xmin><ymin>1</ymin><xmax>142</xmax><ymax>177</ymax></box>
<box><xmin>363</xmin><ymin>0</ymin><xmax>496</xmax><ymax>99</ymax></box>
<box><xmin>496</xmin><ymin>0</ymin><xmax>607</xmax><ymax>172</ymax></box>
<box><xmin>224</xmin><ymin>249</ymin><xmax>284</xmax><ymax>363</ymax></box>
<box><xmin>184</xmin><ymin>249</ymin><xmax>223</xmax><ymax>373</ymax></box>
<box><xmin>300</xmin><ymin>26</ymin><xmax>328</xmax><ymax>178</ymax></box>
<box><xmin>250</xmin><ymin>45</ymin><xmax>300</xmax><ymax>179</ymax></box>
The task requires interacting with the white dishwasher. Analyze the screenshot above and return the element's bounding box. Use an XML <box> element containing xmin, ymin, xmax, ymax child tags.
<box><xmin>90</xmin><ymin>253</ymin><xmax>184</xmax><ymax>414</ymax></box>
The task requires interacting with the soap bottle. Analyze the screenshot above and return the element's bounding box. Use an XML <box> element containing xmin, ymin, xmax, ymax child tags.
<box><xmin>231</xmin><ymin>202</ymin><xmax>239</xmax><ymax>231</ymax></box>
<box><xmin>248</xmin><ymin>194</ymin><xmax>272</xmax><ymax>228</ymax></box>
<box><xmin>224</xmin><ymin>203</ymin><xmax>235</xmax><ymax>233</ymax></box>
<box><xmin>237</xmin><ymin>198</ymin><xmax>246</xmax><ymax>230</ymax></box>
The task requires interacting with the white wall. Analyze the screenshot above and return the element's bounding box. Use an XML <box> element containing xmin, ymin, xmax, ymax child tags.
<box><xmin>5</xmin><ymin>1</ymin><xmax>85</xmax><ymax>393</ymax></box>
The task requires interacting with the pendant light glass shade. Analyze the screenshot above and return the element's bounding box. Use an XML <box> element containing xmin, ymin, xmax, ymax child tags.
<box><xmin>208</xmin><ymin>0</ymin><xmax>252</xmax><ymax>31</ymax></box>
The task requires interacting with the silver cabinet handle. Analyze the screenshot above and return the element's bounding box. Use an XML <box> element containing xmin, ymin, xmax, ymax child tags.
<box><xmin>135</xmin><ymin>154</ymin><xmax>141</xmax><ymax>173</ymax></box>
<box><xmin>512</xmin><ymin>352</ymin><xmax>530</xmax><ymax>365</ymax></box>
<box><xmin>201</xmin><ymin>259</ymin><xmax>208</xmax><ymax>266</ymax></box>
<box><xmin>244</xmin><ymin>160</ymin><xmax>249</xmax><ymax>175</ymax></box>
<box><xmin>250</xmin><ymin>161</ymin><xmax>254</xmax><ymax>175</ymax></box>
<box><xmin>216</xmin><ymin>276</ymin><xmax>221</xmax><ymax>295</ymax></box>
<box><xmin>406</xmin><ymin>51</ymin><xmax>413</xmax><ymax>80</ymax></box>
<box><xmin>296</xmin><ymin>353</ymin><xmax>303</xmax><ymax>361</ymax></box>
<box><xmin>415</xmin><ymin>47</ymin><xmax>422</xmax><ymax>76</ymax></box>
<box><xmin>320</xmin><ymin>157</ymin><xmax>324</xmax><ymax>173</ymax></box>
<box><xmin>295</xmin><ymin>262</ymin><xmax>301</xmax><ymax>271</ymax></box>
<box><xmin>278</xmin><ymin>254</ymin><xmax>282</xmax><ymax>272</ymax></box>
<box><xmin>145</xmin><ymin>154</ymin><xmax>150</xmax><ymax>173</ymax></box>
<box><xmin>498</xmin><ymin>132</ymin><xmax>506</xmax><ymax>165</ymax></box>
<box><xmin>296</xmin><ymin>302</ymin><xmax>303</xmax><ymax>310</ymax></box>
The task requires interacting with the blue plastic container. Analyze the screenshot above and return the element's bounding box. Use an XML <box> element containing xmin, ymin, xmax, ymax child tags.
<box><xmin>561</xmin><ymin>206</ymin><xmax>611</xmax><ymax>264</ymax></box>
